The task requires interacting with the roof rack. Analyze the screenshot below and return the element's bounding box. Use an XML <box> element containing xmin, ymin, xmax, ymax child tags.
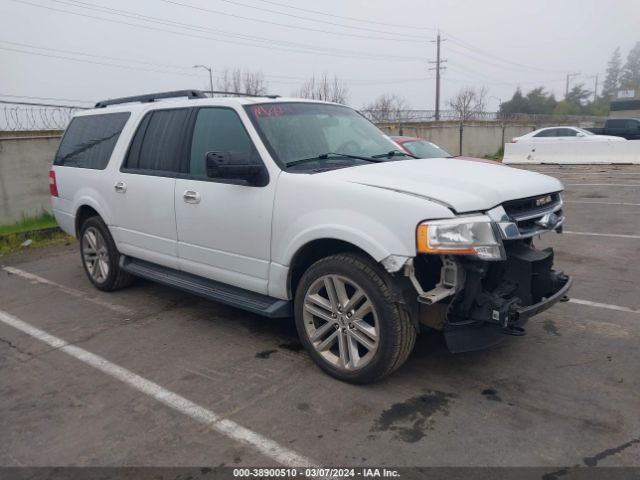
<box><xmin>95</xmin><ymin>89</ymin><xmax>280</xmax><ymax>108</ymax></box>
<box><xmin>95</xmin><ymin>90</ymin><xmax>206</xmax><ymax>108</ymax></box>
<box><xmin>202</xmin><ymin>90</ymin><xmax>281</xmax><ymax>99</ymax></box>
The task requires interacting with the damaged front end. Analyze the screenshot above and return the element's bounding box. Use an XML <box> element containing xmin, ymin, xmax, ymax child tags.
<box><xmin>405</xmin><ymin>192</ymin><xmax>573</xmax><ymax>353</ymax></box>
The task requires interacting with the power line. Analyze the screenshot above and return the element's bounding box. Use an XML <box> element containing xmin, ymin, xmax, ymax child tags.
<box><xmin>0</xmin><ymin>39</ymin><xmax>434</xmax><ymax>86</ymax></box>
<box><xmin>11</xmin><ymin>0</ymin><xmax>424</xmax><ymax>62</ymax></box>
<box><xmin>234</xmin><ymin>0</ymin><xmax>437</xmax><ymax>31</ymax></box>
<box><xmin>0</xmin><ymin>99</ymin><xmax>90</xmax><ymax>108</ymax></box>
<box><xmin>157</xmin><ymin>0</ymin><xmax>433</xmax><ymax>42</ymax></box>
<box><xmin>445</xmin><ymin>33</ymin><xmax>568</xmax><ymax>74</ymax></box>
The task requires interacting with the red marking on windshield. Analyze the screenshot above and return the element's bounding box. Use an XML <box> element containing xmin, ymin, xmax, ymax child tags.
<box><xmin>253</xmin><ymin>105</ymin><xmax>290</xmax><ymax>117</ymax></box>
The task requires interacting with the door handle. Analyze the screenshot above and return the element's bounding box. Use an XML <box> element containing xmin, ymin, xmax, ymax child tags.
<box><xmin>183</xmin><ymin>190</ymin><xmax>201</xmax><ymax>204</ymax></box>
<box><xmin>114</xmin><ymin>181</ymin><xmax>127</xmax><ymax>193</ymax></box>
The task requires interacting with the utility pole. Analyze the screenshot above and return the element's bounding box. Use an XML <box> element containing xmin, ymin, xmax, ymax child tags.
<box><xmin>429</xmin><ymin>31</ymin><xmax>447</xmax><ymax>121</ymax></box>
<box><xmin>565</xmin><ymin>72</ymin><xmax>580</xmax><ymax>98</ymax></box>
<box><xmin>193</xmin><ymin>65</ymin><xmax>214</xmax><ymax>93</ymax></box>
<box><xmin>587</xmin><ymin>74</ymin><xmax>599</xmax><ymax>102</ymax></box>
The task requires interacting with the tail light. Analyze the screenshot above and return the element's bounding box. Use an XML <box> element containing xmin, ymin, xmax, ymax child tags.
<box><xmin>49</xmin><ymin>169</ymin><xmax>59</xmax><ymax>197</ymax></box>
<box><xmin>510</xmin><ymin>138</ymin><xmax>518</xmax><ymax>143</ymax></box>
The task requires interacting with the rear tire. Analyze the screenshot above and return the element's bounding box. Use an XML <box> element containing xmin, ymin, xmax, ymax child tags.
<box><xmin>294</xmin><ymin>253</ymin><xmax>416</xmax><ymax>384</ymax></box>
<box><xmin>79</xmin><ymin>216</ymin><xmax>134</xmax><ymax>291</ymax></box>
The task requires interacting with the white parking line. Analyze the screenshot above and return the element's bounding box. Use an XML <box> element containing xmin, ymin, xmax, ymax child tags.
<box><xmin>0</xmin><ymin>309</ymin><xmax>314</xmax><ymax>468</ymax></box>
<box><xmin>564</xmin><ymin>183</ymin><xmax>640</xmax><ymax>187</ymax></box>
<box><xmin>563</xmin><ymin>231</ymin><xmax>640</xmax><ymax>240</ymax></box>
<box><xmin>2</xmin><ymin>266</ymin><xmax>133</xmax><ymax>316</ymax></box>
<box><xmin>565</xmin><ymin>201</ymin><xmax>640</xmax><ymax>206</ymax></box>
<box><xmin>538</xmin><ymin>172</ymin><xmax>640</xmax><ymax>176</ymax></box>
<box><xmin>570</xmin><ymin>299</ymin><xmax>640</xmax><ymax>315</ymax></box>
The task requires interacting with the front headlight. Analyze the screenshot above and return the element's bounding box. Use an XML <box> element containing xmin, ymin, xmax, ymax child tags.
<box><xmin>416</xmin><ymin>216</ymin><xmax>504</xmax><ymax>261</ymax></box>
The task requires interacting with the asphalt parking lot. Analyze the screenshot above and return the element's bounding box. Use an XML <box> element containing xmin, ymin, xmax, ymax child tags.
<box><xmin>1</xmin><ymin>164</ymin><xmax>639</xmax><ymax>471</ymax></box>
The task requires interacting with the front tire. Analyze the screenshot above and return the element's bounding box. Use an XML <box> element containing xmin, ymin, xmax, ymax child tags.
<box><xmin>80</xmin><ymin>216</ymin><xmax>133</xmax><ymax>291</ymax></box>
<box><xmin>294</xmin><ymin>253</ymin><xmax>416</xmax><ymax>384</ymax></box>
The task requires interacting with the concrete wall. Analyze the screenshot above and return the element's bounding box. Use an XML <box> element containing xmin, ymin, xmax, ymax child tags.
<box><xmin>504</xmin><ymin>139</ymin><xmax>640</xmax><ymax>164</ymax></box>
<box><xmin>378</xmin><ymin>121</ymin><xmax>547</xmax><ymax>157</ymax></box>
<box><xmin>0</xmin><ymin>133</ymin><xmax>61</xmax><ymax>224</ymax></box>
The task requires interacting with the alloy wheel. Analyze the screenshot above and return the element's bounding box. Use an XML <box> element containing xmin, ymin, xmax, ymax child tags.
<box><xmin>302</xmin><ymin>274</ymin><xmax>379</xmax><ymax>371</ymax></box>
<box><xmin>82</xmin><ymin>226</ymin><xmax>110</xmax><ymax>283</ymax></box>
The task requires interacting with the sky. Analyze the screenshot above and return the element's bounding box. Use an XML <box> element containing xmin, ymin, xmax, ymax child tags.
<box><xmin>1</xmin><ymin>0</ymin><xmax>640</xmax><ymax>111</ymax></box>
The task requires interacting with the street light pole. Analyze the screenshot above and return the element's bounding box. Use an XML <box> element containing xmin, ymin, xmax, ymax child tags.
<box><xmin>193</xmin><ymin>65</ymin><xmax>214</xmax><ymax>93</ymax></box>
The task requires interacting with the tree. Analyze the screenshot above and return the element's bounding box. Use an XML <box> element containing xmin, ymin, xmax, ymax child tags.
<box><xmin>621</xmin><ymin>42</ymin><xmax>640</xmax><ymax>89</ymax></box>
<box><xmin>294</xmin><ymin>73</ymin><xmax>349</xmax><ymax>104</ymax></box>
<box><xmin>552</xmin><ymin>101</ymin><xmax>581</xmax><ymax>116</ymax></box>
<box><xmin>363</xmin><ymin>94</ymin><xmax>410</xmax><ymax>123</ymax></box>
<box><xmin>216</xmin><ymin>67</ymin><xmax>268</xmax><ymax>96</ymax></box>
<box><xmin>602</xmin><ymin>47</ymin><xmax>622</xmax><ymax>98</ymax></box>
<box><xmin>525</xmin><ymin>87</ymin><xmax>557</xmax><ymax>114</ymax></box>
<box><xmin>565</xmin><ymin>83</ymin><xmax>592</xmax><ymax>106</ymax></box>
<box><xmin>499</xmin><ymin>88</ymin><xmax>529</xmax><ymax>114</ymax></box>
<box><xmin>447</xmin><ymin>86</ymin><xmax>488</xmax><ymax>120</ymax></box>
<box><xmin>242</xmin><ymin>70</ymin><xmax>268</xmax><ymax>96</ymax></box>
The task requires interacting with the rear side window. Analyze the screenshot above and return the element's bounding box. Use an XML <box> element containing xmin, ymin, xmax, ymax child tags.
<box><xmin>54</xmin><ymin>112</ymin><xmax>130</xmax><ymax>169</ymax></box>
<box><xmin>124</xmin><ymin>108</ymin><xmax>191</xmax><ymax>173</ymax></box>
<box><xmin>607</xmin><ymin>119</ymin><xmax>626</xmax><ymax>128</ymax></box>
<box><xmin>534</xmin><ymin>129</ymin><xmax>555</xmax><ymax>137</ymax></box>
<box><xmin>557</xmin><ymin>128</ymin><xmax>577</xmax><ymax>137</ymax></box>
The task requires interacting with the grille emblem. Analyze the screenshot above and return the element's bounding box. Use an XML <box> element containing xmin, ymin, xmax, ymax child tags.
<box><xmin>535</xmin><ymin>195</ymin><xmax>552</xmax><ymax>207</ymax></box>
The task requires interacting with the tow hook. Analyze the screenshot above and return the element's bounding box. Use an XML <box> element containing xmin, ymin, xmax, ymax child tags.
<box><xmin>560</xmin><ymin>295</ymin><xmax>570</xmax><ymax>303</ymax></box>
<box><xmin>502</xmin><ymin>325</ymin><xmax>526</xmax><ymax>336</ymax></box>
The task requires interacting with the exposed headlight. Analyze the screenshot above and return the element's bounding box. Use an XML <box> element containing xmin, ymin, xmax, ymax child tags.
<box><xmin>416</xmin><ymin>216</ymin><xmax>504</xmax><ymax>260</ymax></box>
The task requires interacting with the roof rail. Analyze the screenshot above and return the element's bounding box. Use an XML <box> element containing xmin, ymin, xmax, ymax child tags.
<box><xmin>202</xmin><ymin>90</ymin><xmax>281</xmax><ymax>99</ymax></box>
<box><xmin>94</xmin><ymin>89</ymin><xmax>281</xmax><ymax>108</ymax></box>
<box><xmin>94</xmin><ymin>90</ymin><xmax>207</xmax><ymax>108</ymax></box>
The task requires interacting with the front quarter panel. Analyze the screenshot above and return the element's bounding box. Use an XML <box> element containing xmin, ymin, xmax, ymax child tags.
<box><xmin>269</xmin><ymin>171</ymin><xmax>454</xmax><ymax>297</ymax></box>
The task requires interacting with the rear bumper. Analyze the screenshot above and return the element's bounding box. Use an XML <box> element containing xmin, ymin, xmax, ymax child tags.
<box><xmin>443</xmin><ymin>243</ymin><xmax>572</xmax><ymax>353</ymax></box>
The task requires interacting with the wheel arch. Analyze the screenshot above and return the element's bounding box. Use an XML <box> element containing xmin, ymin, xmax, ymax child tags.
<box><xmin>287</xmin><ymin>238</ymin><xmax>377</xmax><ymax>300</ymax></box>
<box><xmin>75</xmin><ymin>204</ymin><xmax>102</xmax><ymax>237</ymax></box>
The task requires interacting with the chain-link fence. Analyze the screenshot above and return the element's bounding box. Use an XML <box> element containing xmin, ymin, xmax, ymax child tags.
<box><xmin>0</xmin><ymin>101</ymin><xmax>89</xmax><ymax>132</ymax></box>
<box><xmin>0</xmin><ymin>101</ymin><xmax>608</xmax><ymax>132</ymax></box>
<box><xmin>361</xmin><ymin>109</ymin><xmax>607</xmax><ymax>126</ymax></box>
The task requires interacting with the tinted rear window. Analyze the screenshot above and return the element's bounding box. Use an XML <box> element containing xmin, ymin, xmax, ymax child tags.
<box><xmin>124</xmin><ymin>108</ymin><xmax>190</xmax><ymax>173</ymax></box>
<box><xmin>54</xmin><ymin>112</ymin><xmax>130</xmax><ymax>169</ymax></box>
<box><xmin>607</xmin><ymin>119</ymin><xmax>626</xmax><ymax>128</ymax></box>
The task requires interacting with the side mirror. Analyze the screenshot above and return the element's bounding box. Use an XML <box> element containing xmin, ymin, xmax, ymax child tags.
<box><xmin>576</xmin><ymin>132</ymin><xmax>586</xmax><ymax>137</ymax></box>
<box><xmin>206</xmin><ymin>151</ymin><xmax>263</xmax><ymax>182</ymax></box>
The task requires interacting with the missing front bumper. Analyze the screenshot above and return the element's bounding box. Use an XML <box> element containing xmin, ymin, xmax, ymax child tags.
<box><xmin>442</xmin><ymin>242</ymin><xmax>573</xmax><ymax>353</ymax></box>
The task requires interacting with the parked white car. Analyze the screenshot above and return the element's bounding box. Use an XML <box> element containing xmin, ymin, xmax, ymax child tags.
<box><xmin>50</xmin><ymin>90</ymin><xmax>572</xmax><ymax>383</ymax></box>
<box><xmin>512</xmin><ymin>126</ymin><xmax>625</xmax><ymax>143</ymax></box>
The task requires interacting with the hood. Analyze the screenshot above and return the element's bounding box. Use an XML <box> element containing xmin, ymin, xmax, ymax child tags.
<box><xmin>593</xmin><ymin>135</ymin><xmax>626</xmax><ymax>141</ymax></box>
<box><xmin>317</xmin><ymin>158</ymin><xmax>563</xmax><ymax>213</ymax></box>
<box><xmin>455</xmin><ymin>155</ymin><xmax>502</xmax><ymax>165</ymax></box>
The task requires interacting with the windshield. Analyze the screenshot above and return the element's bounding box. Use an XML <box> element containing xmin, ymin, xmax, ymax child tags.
<box><xmin>244</xmin><ymin>102</ymin><xmax>407</xmax><ymax>168</ymax></box>
<box><xmin>575</xmin><ymin>127</ymin><xmax>595</xmax><ymax>136</ymax></box>
<box><xmin>400</xmin><ymin>139</ymin><xmax>452</xmax><ymax>158</ymax></box>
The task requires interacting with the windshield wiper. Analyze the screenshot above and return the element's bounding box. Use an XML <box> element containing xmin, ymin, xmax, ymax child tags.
<box><xmin>286</xmin><ymin>152</ymin><xmax>383</xmax><ymax>167</ymax></box>
<box><xmin>371</xmin><ymin>149</ymin><xmax>417</xmax><ymax>159</ymax></box>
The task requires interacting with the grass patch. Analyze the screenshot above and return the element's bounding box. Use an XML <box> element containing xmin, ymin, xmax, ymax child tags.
<box><xmin>0</xmin><ymin>210</ymin><xmax>58</xmax><ymax>236</ymax></box>
<box><xmin>0</xmin><ymin>231</ymin><xmax>74</xmax><ymax>256</ymax></box>
<box><xmin>483</xmin><ymin>146</ymin><xmax>504</xmax><ymax>161</ymax></box>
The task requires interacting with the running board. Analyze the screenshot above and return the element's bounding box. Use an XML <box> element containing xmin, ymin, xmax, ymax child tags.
<box><xmin>119</xmin><ymin>256</ymin><xmax>292</xmax><ymax>318</ymax></box>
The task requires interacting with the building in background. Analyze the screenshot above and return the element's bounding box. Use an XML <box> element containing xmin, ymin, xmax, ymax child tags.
<box><xmin>610</xmin><ymin>89</ymin><xmax>640</xmax><ymax>118</ymax></box>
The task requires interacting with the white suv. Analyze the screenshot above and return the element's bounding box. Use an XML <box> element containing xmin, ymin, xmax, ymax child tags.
<box><xmin>50</xmin><ymin>90</ymin><xmax>572</xmax><ymax>383</ymax></box>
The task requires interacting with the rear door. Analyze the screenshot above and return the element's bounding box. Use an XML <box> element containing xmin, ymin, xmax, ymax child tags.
<box><xmin>531</xmin><ymin>128</ymin><xmax>558</xmax><ymax>142</ymax></box>
<box><xmin>110</xmin><ymin>108</ymin><xmax>191</xmax><ymax>269</ymax></box>
<box><xmin>174</xmin><ymin>107</ymin><xmax>275</xmax><ymax>294</ymax></box>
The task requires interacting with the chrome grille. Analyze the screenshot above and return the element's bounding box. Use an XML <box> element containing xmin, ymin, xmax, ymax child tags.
<box><xmin>488</xmin><ymin>192</ymin><xmax>564</xmax><ymax>240</ymax></box>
